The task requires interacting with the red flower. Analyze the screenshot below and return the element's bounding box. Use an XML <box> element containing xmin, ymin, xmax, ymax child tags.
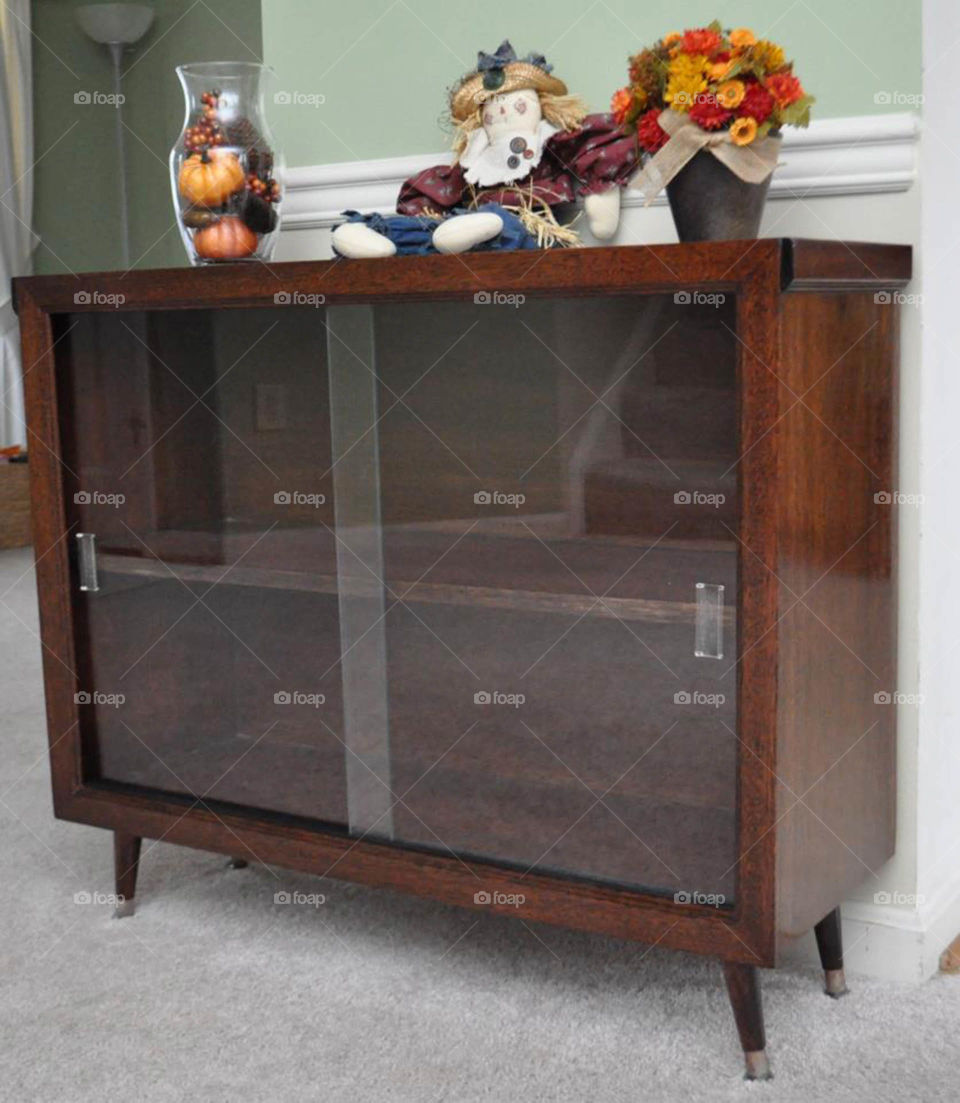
<box><xmin>679</xmin><ymin>27</ymin><xmax>723</xmax><ymax>56</ymax></box>
<box><xmin>738</xmin><ymin>81</ymin><xmax>775</xmax><ymax>124</ymax></box>
<box><xmin>637</xmin><ymin>107</ymin><xmax>669</xmax><ymax>153</ymax></box>
<box><xmin>689</xmin><ymin>96</ymin><xmax>732</xmax><ymax>131</ymax></box>
<box><xmin>766</xmin><ymin>72</ymin><xmax>804</xmax><ymax>107</ymax></box>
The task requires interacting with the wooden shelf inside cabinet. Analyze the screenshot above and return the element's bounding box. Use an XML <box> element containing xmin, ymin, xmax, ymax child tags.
<box><xmin>97</xmin><ymin>553</ymin><xmax>733</xmax><ymax>628</ymax></box>
<box><xmin>15</xmin><ymin>239</ymin><xmax>910</xmax><ymax>1079</ymax></box>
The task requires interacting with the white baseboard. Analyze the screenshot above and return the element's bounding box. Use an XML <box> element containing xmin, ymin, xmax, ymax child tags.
<box><xmin>781</xmin><ymin>865</ymin><xmax>960</xmax><ymax>983</ymax></box>
<box><xmin>280</xmin><ymin>112</ymin><xmax>918</xmax><ymax>232</ymax></box>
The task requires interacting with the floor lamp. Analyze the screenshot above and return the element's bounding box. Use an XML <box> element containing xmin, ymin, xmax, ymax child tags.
<box><xmin>76</xmin><ymin>4</ymin><xmax>155</xmax><ymax>268</ymax></box>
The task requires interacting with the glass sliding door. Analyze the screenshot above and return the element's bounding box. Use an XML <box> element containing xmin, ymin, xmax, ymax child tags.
<box><xmin>324</xmin><ymin>294</ymin><xmax>740</xmax><ymax>902</ymax></box>
<box><xmin>55</xmin><ymin>307</ymin><xmax>349</xmax><ymax>824</ymax></box>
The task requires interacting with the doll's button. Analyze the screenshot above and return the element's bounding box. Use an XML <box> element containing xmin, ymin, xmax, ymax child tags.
<box><xmin>509</xmin><ymin>137</ymin><xmax>527</xmax><ymax>153</ymax></box>
<box><xmin>507</xmin><ymin>155</ymin><xmax>520</xmax><ymax>169</ymax></box>
<box><xmin>523</xmin><ymin>149</ymin><xmax>534</xmax><ymax>159</ymax></box>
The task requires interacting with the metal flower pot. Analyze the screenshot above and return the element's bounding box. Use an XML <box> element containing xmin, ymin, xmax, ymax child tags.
<box><xmin>666</xmin><ymin>150</ymin><xmax>772</xmax><ymax>242</ymax></box>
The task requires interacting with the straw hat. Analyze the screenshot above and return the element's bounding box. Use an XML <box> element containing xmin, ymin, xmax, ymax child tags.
<box><xmin>450</xmin><ymin>40</ymin><xmax>567</xmax><ymax>122</ymax></box>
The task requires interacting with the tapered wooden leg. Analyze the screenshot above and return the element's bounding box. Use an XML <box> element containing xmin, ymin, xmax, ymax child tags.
<box><xmin>113</xmin><ymin>832</ymin><xmax>141</xmax><ymax>919</ymax></box>
<box><xmin>814</xmin><ymin>906</ymin><xmax>848</xmax><ymax>998</ymax></box>
<box><xmin>722</xmin><ymin>962</ymin><xmax>772</xmax><ymax>1080</ymax></box>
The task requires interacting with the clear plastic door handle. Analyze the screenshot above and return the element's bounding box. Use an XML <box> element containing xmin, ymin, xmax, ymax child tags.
<box><xmin>694</xmin><ymin>582</ymin><xmax>724</xmax><ymax>659</ymax></box>
<box><xmin>76</xmin><ymin>533</ymin><xmax>99</xmax><ymax>592</ymax></box>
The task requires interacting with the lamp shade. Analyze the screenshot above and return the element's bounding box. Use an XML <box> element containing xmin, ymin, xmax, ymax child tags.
<box><xmin>75</xmin><ymin>3</ymin><xmax>154</xmax><ymax>46</ymax></box>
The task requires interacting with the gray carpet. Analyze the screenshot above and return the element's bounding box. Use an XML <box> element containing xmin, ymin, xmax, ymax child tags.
<box><xmin>0</xmin><ymin>545</ymin><xmax>956</xmax><ymax>1102</ymax></box>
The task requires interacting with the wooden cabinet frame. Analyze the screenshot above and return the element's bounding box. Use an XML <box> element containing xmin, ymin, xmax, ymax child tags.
<box><xmin>14</xmin><ymin>237</ymin><xmax>911</xmax><ymax>1077</ymax></box>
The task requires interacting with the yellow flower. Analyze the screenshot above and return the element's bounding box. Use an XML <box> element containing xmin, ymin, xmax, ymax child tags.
<box><xmin>665</xmin><ymin>53</ymin><xmax>707</xmax><ymax>112</ymax></box>
<box><xmin>729</xmin><ymin>117</ymin><xmax>758</xmax><ymax>145</ymax></box>
<box><xmin>729</xmin><ymin>28</ymin><xmax>757</xmax><ymax>50</ymax></box>
<box><xmin>716</xmin><ymin>80</ymin><xmax>746</xmax><ymax>109</ymax></box>
<box><xmin>752</xmin><ymin>39</ymin><xmax>786</xmax><ymax>72</ymax></box>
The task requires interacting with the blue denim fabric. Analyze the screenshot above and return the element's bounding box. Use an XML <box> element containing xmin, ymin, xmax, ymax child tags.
<box><xmin>336</xmin><ymin>203</ymin><xmax>540</xmax><ymax>255</ymax></box>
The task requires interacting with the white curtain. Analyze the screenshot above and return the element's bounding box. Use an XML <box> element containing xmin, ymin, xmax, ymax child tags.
<box><xmin>0</xmin><ymin>0</ymin><xmax>34</xmax><ymax>450</ymax></box>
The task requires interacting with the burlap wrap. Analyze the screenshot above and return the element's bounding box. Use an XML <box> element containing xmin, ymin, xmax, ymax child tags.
<box><xmin>629</xmin><ymin>108</ymin><xmax>782</xmax><ymax>203</ymax></box>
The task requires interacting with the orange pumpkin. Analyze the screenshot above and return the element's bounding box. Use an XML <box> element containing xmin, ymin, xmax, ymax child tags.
<box><xmin>193</xmin><ymin>216</ymin><xmax>258</xmax><ymax>260</ymax></box>
<box><xmin>178</xmin><ymin>150</ymin><xmax>245</xmax><ymax>206</ymax></box>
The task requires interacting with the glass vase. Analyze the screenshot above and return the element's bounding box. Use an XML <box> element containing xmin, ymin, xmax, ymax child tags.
<box><xmin>169</xmin><ymin>62</ymin><xmax>284</xmax><ymax>265</ymax></box>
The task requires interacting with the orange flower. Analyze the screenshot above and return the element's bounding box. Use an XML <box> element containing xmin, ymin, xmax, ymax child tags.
<box><xmin>766</xmin><ymin>72</ymin><xmax>804</xmax><ymax>107</ymax></box>
<box><xmin>729</xmin><ymin>28</ymin><xmax>756</xmax><ymax>50</ymax></box>
<box><xmin>679</xmin><ymin>27</ymin><xmax>723</xmax><ymax>56</ymax></box>
<box><xmin>729</xmin><ymin>117</ymin><xmax>758</xmax><ymax>145</ymax></box>
<box><xmin>716</xmin><ymin>79</ymin><xmax>746</xmax><ymax>109</ymax></box>
<box><xmin>610</xmin><ymin>86</ymin><xmax>633</xmax><ymax>125</ymax></box>
<box><xmin>662</xmin><ymin>31</ymin><xmax>682</xmax><ymax>48</ymax></box>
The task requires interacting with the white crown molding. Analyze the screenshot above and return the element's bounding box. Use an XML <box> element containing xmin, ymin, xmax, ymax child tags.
<box><xmin>281</xmin><ymin>112</ymin><xmax>919</xmax><ymax>232</ymax></box>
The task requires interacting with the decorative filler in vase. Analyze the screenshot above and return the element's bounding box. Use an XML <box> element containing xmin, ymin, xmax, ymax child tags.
<box><xmin>331</xmin><ymin>39</ymin><xmax>640</xmax><ymax>258</ymax></box>
<box><xmin>615</xmin><ymin>25</ymin><xmax>813</xmax><ymax>241</ymax></box>
<box><xmin>169</xmin><ymin>62</ymin><xmax>283</xmax><ymax>265</ymax></box>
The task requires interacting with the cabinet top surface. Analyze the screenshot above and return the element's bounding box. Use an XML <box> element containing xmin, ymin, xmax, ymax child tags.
<box><xmin>13</xmin><ymin>238</ymin><xmax>911</xmax><ymax>313</ymax></box>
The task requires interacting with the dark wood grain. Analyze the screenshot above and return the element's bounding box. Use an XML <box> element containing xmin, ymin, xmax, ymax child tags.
<box><xmin>814</xmin><ymin>906</ymin><xmax>844</xmax><ymax>972</ymax></box>
<box><xmin>14</xmin><ymin>240</ymin><xmax>908</xmax><ymax>981</ymax></box>
<box><xmin>782</xmin><ymin>240</ymin><xmax>912</xmax><ymax>290</ymax></box>
<box><xmin>722</xmin><ymin>961</ymin><xmax>766</xmax><ymax>1051</ymax></box>
<box><xmin>113</xmin><ymin>831</ymin><xmax>141</xmax><ymax>908</ymax></box>
<box><xmin>773</xmin><ymin>292</ymin><xmax>898</xmax><ymax>944</ymax></box>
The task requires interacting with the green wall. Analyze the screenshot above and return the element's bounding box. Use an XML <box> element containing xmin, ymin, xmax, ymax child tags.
<box><xmin>32</xmin><ymin>0</ymin><xmax>262</xmax><ymax>273</ymax></box>
<box><xmin>263</xmin><ymin>0</ymin><xmax>922</xmax><ymax>166</ymax></box>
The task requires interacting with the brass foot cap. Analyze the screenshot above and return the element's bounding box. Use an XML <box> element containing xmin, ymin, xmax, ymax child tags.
<box><xmin>744</xmin><ymin>1050</ymin><xmax>773</xmax><ymax>1080</ymax></box>
<box><xmin>112</xmin><ymin>898</ymin><xmax>135</xmax><ymax>919</ymax></box>
<box><xmin>824</xmin><ymin>968</ymin><xmax>849</xmax><ymax>998</ymax></box>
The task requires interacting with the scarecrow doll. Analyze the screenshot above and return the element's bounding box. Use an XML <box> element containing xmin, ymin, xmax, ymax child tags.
<box><xmin>332</xmin><ymin>41</ymin><xmax>640</xmax><ymax>256</ymax></box>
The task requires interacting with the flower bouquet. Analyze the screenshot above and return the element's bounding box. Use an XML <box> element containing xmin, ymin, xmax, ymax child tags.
<box><xmin>612</xmin><ymin>24</ymin><xmax>813</xmax><ymax>240</ymax></box>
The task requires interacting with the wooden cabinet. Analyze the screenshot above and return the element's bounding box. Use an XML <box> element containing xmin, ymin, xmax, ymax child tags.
<box><xmin>14</xmin><ymin>238</ymin><xmax>910</xmax><ymax>1078</ymax></box>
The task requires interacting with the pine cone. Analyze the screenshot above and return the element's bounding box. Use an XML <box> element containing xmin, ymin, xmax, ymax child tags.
<box><xmin>224</xmin><ymin>116</ymin><xmax>262</xmax><ymax>150</ymax></box>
